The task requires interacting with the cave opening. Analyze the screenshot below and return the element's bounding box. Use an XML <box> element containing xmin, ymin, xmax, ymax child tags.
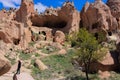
<box><xmin>41</xmin><ymin>31</ymin><xmax>46</xmax><ymax>35</ymax></box>
<box><xmin>92</xmin><ymin>22</ymin><xmax>99</xmax><ymax>29</ymax></box>
<box><xmin>13</xmin><ymin>39</ymin><xmax>20</xmax><ymax>45</ymax></box>
<box><xmin>32</xmin><ymin>20</ymin><xmax>67</xmax><ymax>28</ymax></box>
<box><xmin>108</xmin><ymin>31</ymin><xmax>112</xmax><ymax>36</ymax></box>
<box><xmin>116</xmin><ymin>18</ymin><xmax>119</xmax><ymax>22</ymax></box>
<box><xmin>43</xmin><ymin>21</ymin><xmax>67</xmax><ymax>28</ymax></box>
<box><xmin>94</xmin><ymin>33</ymin><xmax>98</xmax><ymax>40</ymax></box>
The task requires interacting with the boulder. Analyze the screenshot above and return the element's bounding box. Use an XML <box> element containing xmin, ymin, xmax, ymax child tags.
<box><xmin>73</xmin><ymin>51</ymin><xmax>119</xmax><ymax>73</ymax></box>
<box><xmin>49</xmin><ymin>42</ymin><xmax>63</xmax><ymax>50</ymax></box>
<box><xmin>88</xmin><ymin>51</ymin><xmax>119</xmax><ymax>72</ymax></box>
<box><xmin>98</xmin><ymin>71</ymin><xmax>111</xmax><ymax>79</ymax></box>
<box><xmin>54</xmin><ymin>31</ymin><xmax>65</xmax><ymax>44</ymax></box>
<box><xmin>0</xmin><ymin>54</ymin><xmax>11</xmax><ymax>76</ymax></box>
<box><xmin>35</xmin><ymin>59</ymin><xmax>48</xmax><ymax>70</ymax></box>
<box><xmin>58</xmin><ymin>49</ymin><xmax>67</xmax><ymax>55</ymax></box>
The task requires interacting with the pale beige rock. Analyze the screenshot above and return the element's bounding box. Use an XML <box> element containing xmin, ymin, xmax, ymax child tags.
<box><xmin>0</xmin><ymin>1</ymin><xmax>80</xmax><ymax>49</ymax></box>
<box><xmin>58</xmin><ymin>49</ymin><xmax>67</xmax><ymax>55</ymax></box>
<box><xmin>35</xmin><ymin>59</ymin><xmax>48</xmax><ymax>70</ymax></box>
<box><xmin>15</xmin><ymin>0</ymin><xmax>34</xmax><ymax>23</ymax></box>
<box><xmin>23</xmin><ymin>27</ymin><xmax>32</xmax><ymax>48</ymax></box>
<box><xmin>0</xmin><ymin>20</ymin><xmax>24</xmax><ymax>44</ymax></box>
<box><xmin>98</xmin><ymin>71</ymin><xmax>110</xmax><ymax>79</ymax></box>
<box><xmin>89</xmin><ymin>51</ymin><xmax>119</xmax><ymax>72</ymax></box>
<box><xmin>50</xmin><ymin>42</ymin><xmax>63</xmax><ymax>50</ymax></box>
<box><xmin>31</xmin><ymin>27</ymin><xmax>53</xmax><ymax>41</ymax></box>
<box><xmin>0</xmin><ymin>10</ymin><xmax>8</xmax><ymax>19</ymax></box>
<box><xmin>0</xmin><ymin>54</ymin><xmax>11</xmax><ymax>76</ymax></box>
<box><xmin>107</xmin><ymin>0</ymin><xmax>120</xmax><ymax>29</ymax></box>
<box><xmin>81</xmin><ymin>0</ymin><xmax>118</xmax><ymax>33</ymax></box>
<box><xmin>31</xmin><ymin>1</ymin><xmax>80</xmax><ymax>33</ymax></box>
<box><xmin>107</xmin><ymin>0</ymin><xmax>120</xmax><ymax>18</ymax></box>
<box><xmin>54</xmin><ymin>31</ymin><xmax>65</xmax><ymax>44</ymax></box>
<box><xmin>73</xmin><ymin>51</ymin><xmax>119</xmax><ymax>73</ymax></box>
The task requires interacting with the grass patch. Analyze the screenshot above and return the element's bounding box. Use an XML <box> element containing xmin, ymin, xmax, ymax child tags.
<box><xmin>17</xmin><ymin>50</ymin><xmax>32</xmax><ymax>60</ymax></box>
<box><xmin>29</xmin><ymin>41</ymin><xmax>36</xmax><ymax>47</ymax></box>
<box><xmin>31</xmin><ymin>49</ymin><xmax>103</xmax><ymax>80</ymax></box>
<box><xmin>109</xmin><ymin>71</ymin><xmax>120</xmax><ymax>80</ymax></box>
<box><xmin>31</xmin><ymin>49</ymin><xmax>81</xmax><ymax>80</ymax></box>
<box><xmin>35</xmin><ymin>53</ymin><xmax>40</xmax><ymax>57</ymax></box>
<box><xmin>41</xmin><ymin>46</ymin><xmax>59</xmax><ymax>54</ymax></box>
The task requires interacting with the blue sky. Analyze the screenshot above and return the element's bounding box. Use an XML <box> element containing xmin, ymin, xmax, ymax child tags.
<box><xmin>0</xmin><ymin>0</ymin><xmax>107</xmax><ymax>12</ymax></box>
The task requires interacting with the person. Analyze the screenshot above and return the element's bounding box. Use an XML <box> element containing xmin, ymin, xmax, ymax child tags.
<box><xmin>16</xmin><ymin>60</ymin><xmax>21</xmax><ymax>74</ymax></box>
<box><xmin>13</xmin><ymin>73</ymin><xmax>17</xmax><ymax>80</ymax></box>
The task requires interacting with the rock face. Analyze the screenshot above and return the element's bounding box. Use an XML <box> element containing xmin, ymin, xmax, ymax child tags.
<box><xmin>0</xmin><ymin>1</ymin><xmax>80</xmax><ymax>49</ymax></box>
<box><xmin>107</xmin><ymin>0</ymin><xmax>120</xmax><ymax>18</ymax></box>
<box><xmin>0</xmin><ymin>54</ymin><xmax>11</xmax><ymax>76</ymax></box>
<box><xmin>81</xmin><ymin>0</ymin><xmax>118</xmax><ymax>34</ymax></box>
<box><xmin>0</xmin><ymin>20</ymin><xmax>24</xmax><ymax>44</ymax></box>
<box><xmin>31</xmin><ymin>1</ymin><xmax>80</xmax><ymax>33</ymax></box>
<box><xmin>15</xmin><ymin>0</ymin><xmax>34</xmax><ymax>24</ymax></box>
<box><xmin>107</xmin><ymin>0</ymin><xmax>120</xmax><ymax>29</ymax></box>
<box><xmin>0</xmin><ymin>10</ymin><xmax>8</xmax><ymax>19</ymax></box>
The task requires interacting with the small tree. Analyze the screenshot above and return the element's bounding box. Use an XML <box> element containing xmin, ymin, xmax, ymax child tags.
<box><xmin>69</xmin><ymin>28</ymin><xmax>106</xmax><ymax>80</ymax></box>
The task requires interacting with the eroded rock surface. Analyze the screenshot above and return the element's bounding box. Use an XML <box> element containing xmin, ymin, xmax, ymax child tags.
<box><xmin>107</xmin><ymin>0</ymin><xmax>120</xmax><ymax>29</ymax></box>
<box><xmin>81</xmin><ymin>0</ymin><xmax>118</xmax><ymax>35</ymax></box>
<box><xmin>31</xmin><ymin>1</ymin><xmax>80</xmax><ymax>33</ymax></box>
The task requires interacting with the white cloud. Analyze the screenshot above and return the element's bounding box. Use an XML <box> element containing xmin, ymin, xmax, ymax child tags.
<box><xmin>0</xmin><ymin>0</ymin><xmax>48</xmax><ymax>13</ymax></box>
<box><xmin>34</xmin><ymin>3</ymin><xmax>48</xmax><ymax>13</ymax></box>
<box><xmin>0</xmin><ymin>0</ymin><xmax>21</xmax><ymax>8</ymax></box>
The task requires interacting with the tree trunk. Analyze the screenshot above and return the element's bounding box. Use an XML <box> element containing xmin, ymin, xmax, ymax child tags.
<box><xmin>85</xmin><ymin>63</ymin><xmax>89</xmax><ymax>80</ymax></box>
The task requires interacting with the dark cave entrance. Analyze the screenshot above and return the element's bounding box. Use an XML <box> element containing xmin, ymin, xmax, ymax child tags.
<box><xmin>92</xmin><ymin>22</ymin><xmax>100</xmax><ymax>29</ymax></box>
<box><xmin>32</xmin><ymin>21</ymin><xmax>67</xmax><ymax>28</ymax></box>
<box><xmin>108</xmin><ymin>31</ymin><xmax>112</xmax><ymax>36</ymax></box>
<box><xmin>31</xmin><ymin>15</ymin><xmax>68</xmax><ymax>29</ymax></box>
<box><xmin>94</xmin><ymin>33</ymin><xmax>98</xmax><ymax>40</ymax></box>
<box><xmin>43</xmin><ymin>21</ymin><xmax>67</xmax><ymax>28</ymax></box>
<box><xmin>13</xmin><ymin>39</ymin><xmax>20</xmax><ymax>45</ymax></box>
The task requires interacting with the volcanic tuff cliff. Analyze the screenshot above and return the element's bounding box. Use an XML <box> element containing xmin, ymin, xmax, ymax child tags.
<box><xmin>0</xmin><ymin>0</ymin><xmax>120</xmax><ymax>48</ymax></box>
<box><xmin>0</xmin><ymin>0</ymin><xmax>120</xmax><ymax>76</ymax></box>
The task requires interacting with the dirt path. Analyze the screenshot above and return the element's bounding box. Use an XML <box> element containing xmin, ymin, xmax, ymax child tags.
<box><xmin>16</xmin><ymin>72</ymin><xmax>35</xmax><ymax>80</ymax></box>
<box><xmin>0</xmin><ymin>63</ymin><xmax>34</xmax><ymax>80</ymax></box>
